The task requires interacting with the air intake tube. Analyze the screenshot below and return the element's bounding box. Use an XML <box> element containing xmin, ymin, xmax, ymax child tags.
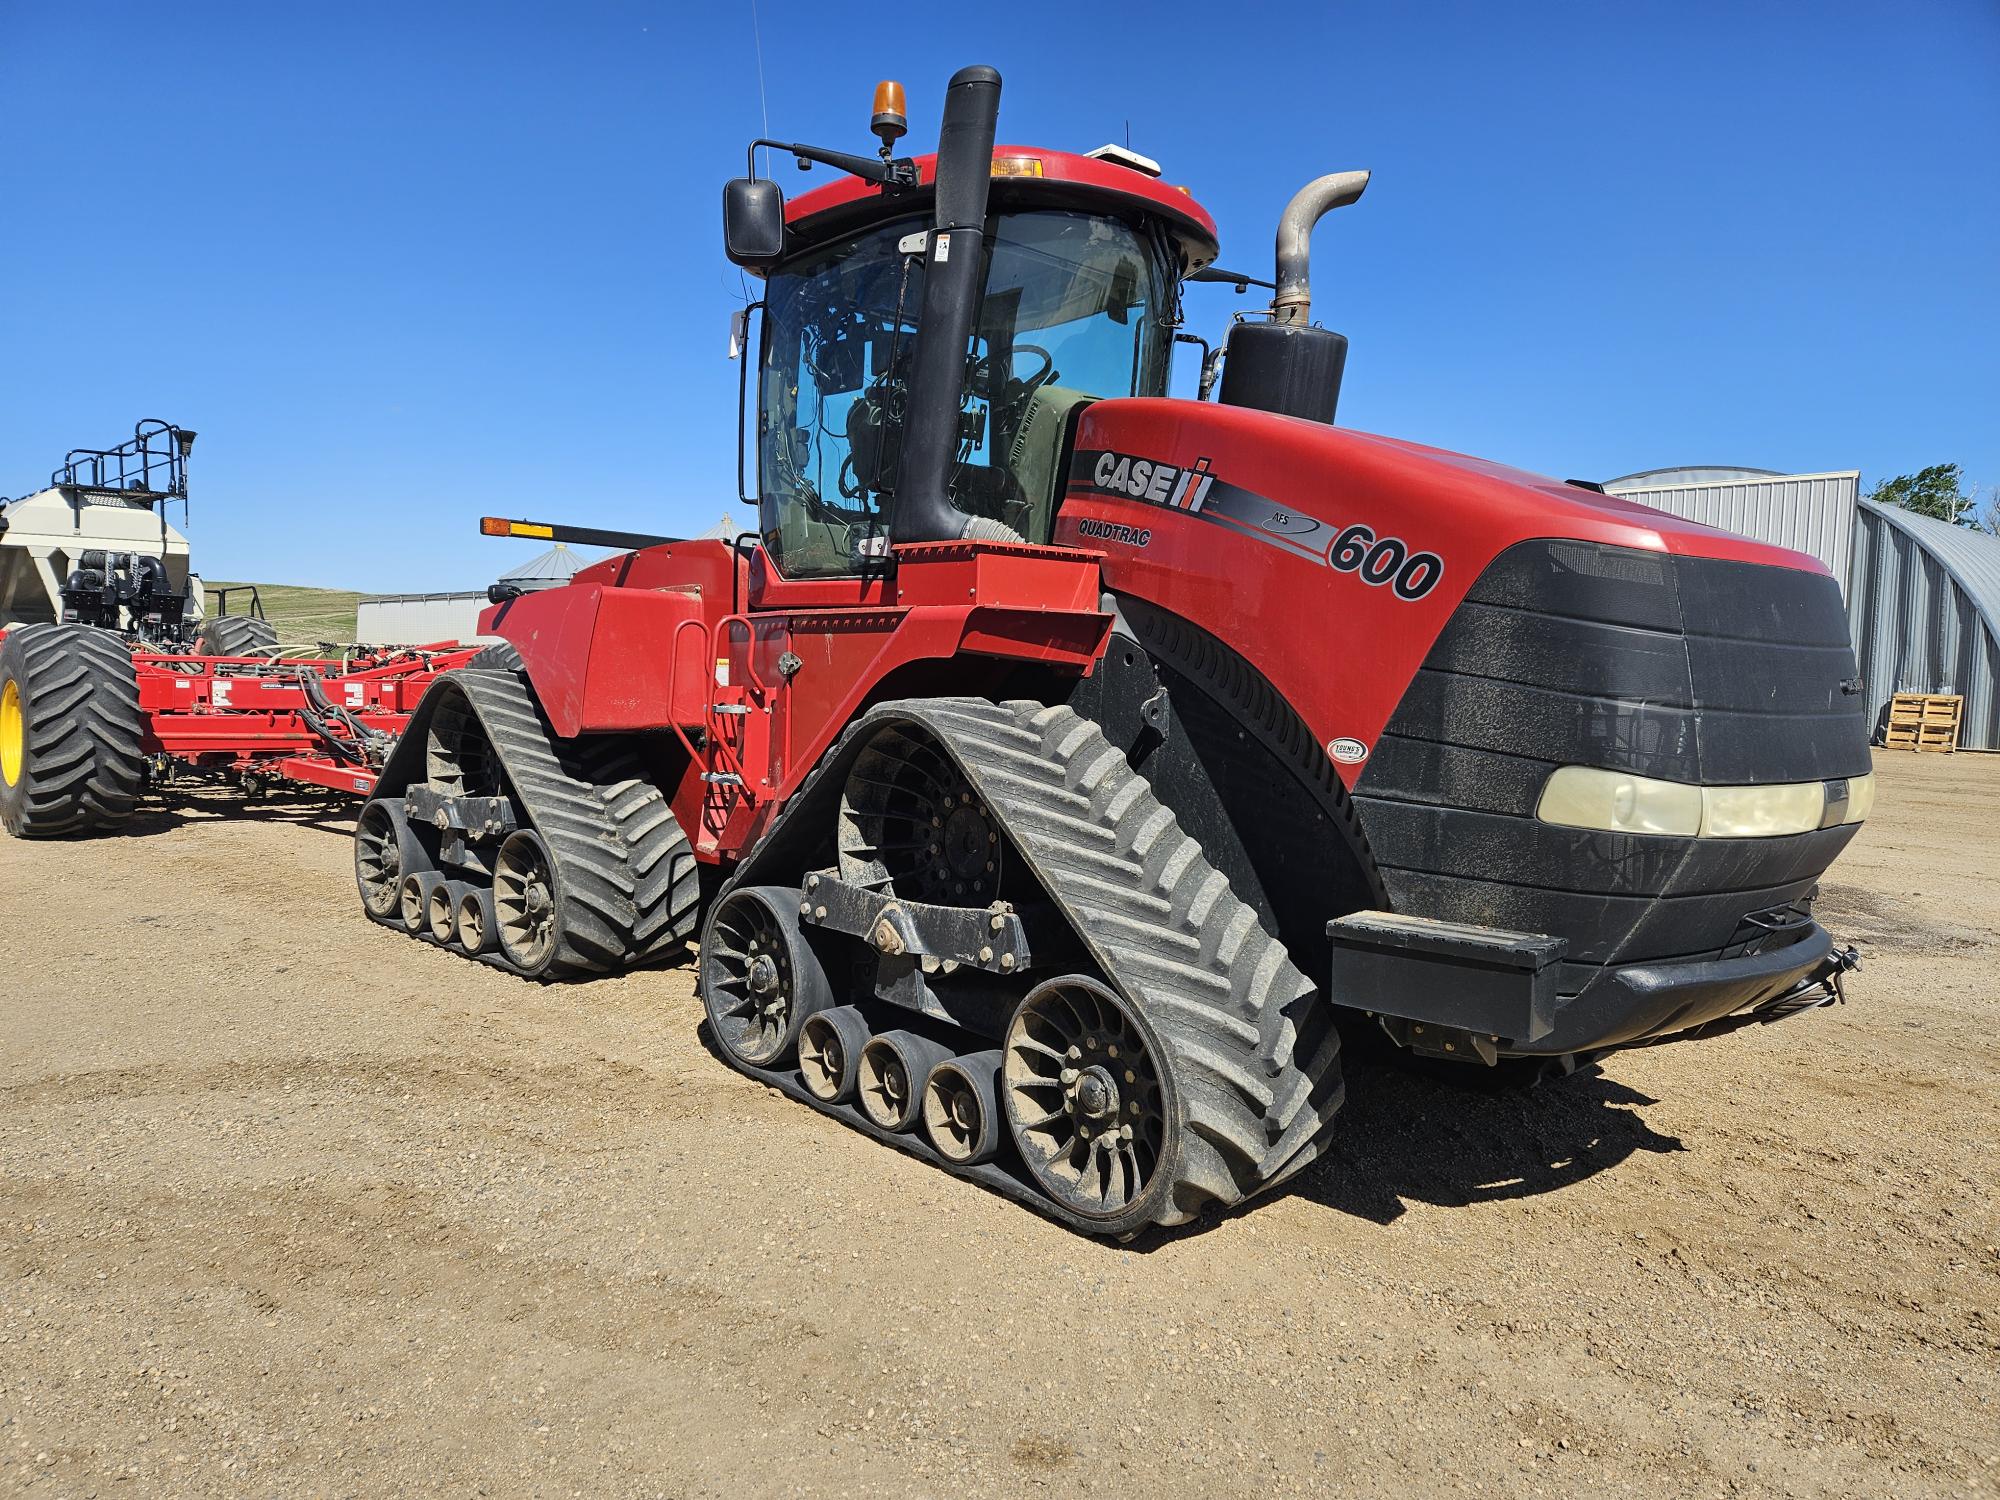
<box><xmin>889</xmin><ymin>64</ymin><xmax>1021</xmax><ymax>544</ymax></box>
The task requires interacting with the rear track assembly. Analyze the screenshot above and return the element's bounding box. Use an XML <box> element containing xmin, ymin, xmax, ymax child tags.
<box><xmin>357</xmin><ymin>663</ymin><xmax>699</xmax><ymax>978</ymax></box>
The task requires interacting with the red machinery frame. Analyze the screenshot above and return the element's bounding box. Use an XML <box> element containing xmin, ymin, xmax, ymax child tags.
<box><xmin>0</xmin><ymin>628</ymin><xmax>484</xmax><ymax>800</ymax></box>
<box><xmin>133</xmin><ymin>642</ymin><xmax>484</xmax><ymax>795</ymax></box>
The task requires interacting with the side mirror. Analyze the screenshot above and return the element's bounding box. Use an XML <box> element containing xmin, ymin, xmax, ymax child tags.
<box><xmin>723</xmin><ymin>178</ymin><xmax>786</xmax><ymax>268</ymax></box>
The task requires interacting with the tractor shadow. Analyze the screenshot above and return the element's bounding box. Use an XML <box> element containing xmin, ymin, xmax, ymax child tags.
<box><xmin>693</xmin><ymin>994</ymin><xmax>1686</xmax><ymax>1241</ymax></box>
<box><xmin>1268</xmin><ymin>1042</ymin><xmax>1687</xmax><ymax>1229</ymax></box>
<box><xmin>94</xmin><ymin>791</ymin><xmax>358</xmax><ymax>842</ymax></box>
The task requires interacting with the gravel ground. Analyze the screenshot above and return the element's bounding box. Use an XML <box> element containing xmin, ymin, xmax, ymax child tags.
<box><xmin>2</xmin><ymin>751</ymin><xmax>1995</xmax><ymax>1498</ymax></box>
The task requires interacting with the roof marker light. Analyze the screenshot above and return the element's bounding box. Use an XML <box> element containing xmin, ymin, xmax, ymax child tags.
<box><xmin>1087</xmin><ymin>144</ymin><xmax>1162</xmax><ymax>177</ymax></box>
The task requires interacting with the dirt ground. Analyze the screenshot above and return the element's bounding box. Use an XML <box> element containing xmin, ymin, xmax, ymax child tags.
<box><xmin>2</xmin><ymin>752</ymin><xmax>1995</xmax><ymax>1499</ymax></box>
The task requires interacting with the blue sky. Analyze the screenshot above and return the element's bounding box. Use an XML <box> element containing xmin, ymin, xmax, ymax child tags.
<box><xmin>2</xmin><ymin>1</ymin><xmax>1994</xmax><ymax>591</ymax></box>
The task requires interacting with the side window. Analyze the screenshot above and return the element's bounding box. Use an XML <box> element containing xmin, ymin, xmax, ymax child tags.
<box><xmin>758</xmin><ymin>222</ymin><xmax>925</xmax><ymax>578</ymax></box>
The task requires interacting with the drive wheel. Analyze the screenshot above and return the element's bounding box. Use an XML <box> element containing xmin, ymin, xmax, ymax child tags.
<box><xmin>838</xmin><ymin>725</ymin><xmax>1002</xmax><ymax>905</ymax></box>
<box><xmin>0</xmin><ymin>624</ymin><xmax>146</xmax><ymax>838</ymax></box>
<box><xmin>700</xmin><ymin>886</ymin><xmax>831</xmax><ymax>1067</ymax></box>
<box><xmin>493</xmin><ymin>828</ymin><xmax>564</xmax><ymax>976</ymax></box>
<box><xmin>1003</xmin><ymin>976</ymin><xmax>1179</xmax><ymax>1231</ymax></box>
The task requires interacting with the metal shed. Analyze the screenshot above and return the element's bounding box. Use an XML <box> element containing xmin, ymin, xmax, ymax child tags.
<box><xmin>1605</xmin><ymin>467</ymin><xmax>1861</xmax><ymax>594</ymax></box>
<box><xmin>1848</xmin><ymin>499</ymin><xmax>2000</xmax><ymax>752</ymax></box>
<box><xmin>355</xmin><ymin>591</ymin><xmax>498</xmax><ymax>646</ymax></box>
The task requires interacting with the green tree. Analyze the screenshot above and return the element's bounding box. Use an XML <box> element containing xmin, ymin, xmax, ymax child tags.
<box><xmin>1867</xmin><ymin>463</ymin><xmax>1977</xmax><ymax>526</ymax></box>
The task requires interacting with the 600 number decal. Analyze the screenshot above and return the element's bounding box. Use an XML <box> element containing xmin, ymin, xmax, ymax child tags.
<box><xmin>1328</xmin><ymin>525</ymin><xmax>1443</xmax><ymax>601</ymax></box>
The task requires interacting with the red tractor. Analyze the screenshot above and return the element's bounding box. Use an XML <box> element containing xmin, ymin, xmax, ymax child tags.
<box><xmin>354</xmin><ymin>67</ymin><xmax>1873</xmax><ymax>1236</ymax></box>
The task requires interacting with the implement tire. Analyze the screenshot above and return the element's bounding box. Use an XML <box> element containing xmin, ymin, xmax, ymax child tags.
<box><xmin>0</xmin><ymin>624</ymin><xmax>146</xmax><ymax>838</ymax></box>
<box><xmin>196</xmin><ymin>615</ymin><xmax>278</xmax><ymax>656</ymax></box>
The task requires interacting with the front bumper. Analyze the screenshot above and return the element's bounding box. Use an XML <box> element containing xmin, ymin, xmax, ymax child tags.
<box><xmin>1330</xmin><ymin>911</ymin><xmax>1850</xmax><ymax>1059</ymax></box>
<box><xmin>1525</xmin><ymin>920</ymin><xmax>1836</xmax><ymax>1055</ymax></box>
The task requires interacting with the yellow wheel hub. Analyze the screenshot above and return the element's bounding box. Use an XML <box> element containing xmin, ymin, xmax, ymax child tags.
<box><xmin>0</xmin><ymin>677</ymin><xmax>22</xmax><ymax>788</ymax></box>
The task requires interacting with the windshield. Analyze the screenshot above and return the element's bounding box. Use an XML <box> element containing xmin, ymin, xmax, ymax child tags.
<box><xmin>757</xmin><ymin>209</ymin><xmax>1174</xmax><ymax>577</ymax></box>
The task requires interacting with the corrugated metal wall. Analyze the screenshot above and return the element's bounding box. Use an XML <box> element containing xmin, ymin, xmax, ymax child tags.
<box><xmin>1849</xmin><ymin>501</ymin><xmax>2000</xmax><ymax>752</ymax></box>
<box><xmin>1604</xmin><ymin>471</ymin><xmax>1861</xmax><ymax>592</ymax></box>
<box><xmin>355</xmin><ymin>592</ymin><xmax>495</xmax><ymax>646</ymax></box>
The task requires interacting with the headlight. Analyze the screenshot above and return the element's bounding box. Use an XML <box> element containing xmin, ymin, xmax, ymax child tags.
<box><xmin>1537</xmin><ymin>767</ymin><xmax>1874</xmax><ymax>838</ymax></box>
<box><xmin>1839</xmin><ymin>772</ymin><xmax>1876</xmax><ymax>824</ymax></box>
<box><xmin>1536</xmin><ymin>766</ymin><xmax>1702</xmax><ymax>836</ymax></box>
<box><xmin>1700</xmin><ymin>781</ymin><xmax>1827</xmax><ymax>838</ymax></box>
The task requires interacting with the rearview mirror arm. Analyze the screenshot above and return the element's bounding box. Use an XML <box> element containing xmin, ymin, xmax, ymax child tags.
<box><xmin>747</xmin><ymin>139</ymin><xmax>918</xmax><ymax>191</ymax></box>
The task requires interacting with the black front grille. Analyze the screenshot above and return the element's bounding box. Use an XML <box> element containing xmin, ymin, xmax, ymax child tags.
<box><xmin>1353</xmin><ymin>539</ymin><xmax>1871</xmax><ymax>998</ymax></box>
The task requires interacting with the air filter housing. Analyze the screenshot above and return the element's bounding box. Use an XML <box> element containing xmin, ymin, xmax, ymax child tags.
<box><xmin>1218</xmin><ymin>321</ymin><xmax>1347</xmax><ymax>425</ymax></box>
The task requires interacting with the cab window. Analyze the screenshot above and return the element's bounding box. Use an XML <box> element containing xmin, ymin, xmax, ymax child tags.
<box><xmin>756</xmin><ymin>210</ymin><xmax>1173</xmax><ymax>577</ymax></box>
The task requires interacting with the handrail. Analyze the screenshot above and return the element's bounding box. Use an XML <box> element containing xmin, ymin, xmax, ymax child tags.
<box><xmin>52</xmin><ymin>418</ymin><xmax>193</xmax><ymax>500</ymax></box>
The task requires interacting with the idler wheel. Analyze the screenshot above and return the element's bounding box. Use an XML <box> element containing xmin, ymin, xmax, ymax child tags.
<box><xmin>1003</xmin><ymin>975</ymin><xmax>1177</xmax><ymax>1226</ymax></box>
<box><xmin>701</xmin><ymin>886</ymin><xmax>832</xmax><ymax>1067</ymax></box>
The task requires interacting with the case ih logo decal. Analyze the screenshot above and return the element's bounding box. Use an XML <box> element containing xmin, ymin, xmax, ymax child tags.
<box><xmin>1070</xmin><ymin>450</ymin><xmax>1444</xmax><ymax>601</ymax></box>
<box><xmin>1090</xmin><ymin>451</ymin><xmax>1217</xmax><ymax>512</ymax></box>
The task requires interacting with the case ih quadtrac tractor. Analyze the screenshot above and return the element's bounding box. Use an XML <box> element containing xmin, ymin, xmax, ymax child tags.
<box><xmin>354</xmin><ymin>67</ymin><xmax>1873</xmax><ymax>1236</ymax></box>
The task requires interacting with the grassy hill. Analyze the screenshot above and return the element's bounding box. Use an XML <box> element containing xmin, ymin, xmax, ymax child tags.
<box><xmin>203</xmin><ymin>581</ymin><xmax>364</xmax><ymax>643</ymax></box>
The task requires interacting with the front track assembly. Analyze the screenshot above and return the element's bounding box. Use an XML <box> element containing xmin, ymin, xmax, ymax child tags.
<box><xmin>700</xmin><ymin>697</ymin><xmax>1345</xmax><ymax>1237</ymax></box>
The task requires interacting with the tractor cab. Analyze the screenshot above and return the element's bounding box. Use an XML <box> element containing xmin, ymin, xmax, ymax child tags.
<box><xmin>728</xmin><ymin>92</ymin><xmax>1220</xmax><ymax>579</ymax></box>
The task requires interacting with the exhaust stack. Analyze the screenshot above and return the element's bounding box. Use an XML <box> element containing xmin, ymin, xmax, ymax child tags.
<box><xmin>1218</xmin><ymin>169</ymin><xmax>1371</xmax><ymax>426</ymax></box>
<box><xmin>1272</xmin><ymin>170</ymin><xmax>1370</xmax><ymax>326</ymax></box>
<box><xmin>891</xmin><ymin>65</ymin><xmax>1021</xmax><ymax>544</ymax></box>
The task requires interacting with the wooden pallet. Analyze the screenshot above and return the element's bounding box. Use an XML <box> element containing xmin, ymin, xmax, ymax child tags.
<box><xmin>1885</xmin><ymin>692</ymin><xmax>1963</xmax><ymax>752</ymax></box>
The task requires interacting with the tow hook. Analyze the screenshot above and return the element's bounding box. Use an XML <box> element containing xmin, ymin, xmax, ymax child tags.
<box><xmin>1828</xmin><ymin>943</ymin><xmax>1861</xmax><ymax>1003</ymax></box>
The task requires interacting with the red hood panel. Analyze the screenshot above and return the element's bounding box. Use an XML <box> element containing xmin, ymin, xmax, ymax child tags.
<box><xmin>1080</xmin><ymin>399</ymin><xmax>1826</xmax><ymax>575</ymax></box>
<box><xmin>1056</xmin><ymin>397</ymin><xmax>1832</xmax><ymax>788</ymax></box>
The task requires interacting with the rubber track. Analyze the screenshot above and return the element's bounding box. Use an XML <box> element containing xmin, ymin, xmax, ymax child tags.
<box><xmin>370</xmin><ymin>666</ymin><xmax>699</xmax><ymax>976</ymax></box>
<box><xmin>727</xmin><ymin>696</ymin><xmax>1345</xmax><ymax>1228</ymax></box>
<box><xmin>1</xmin><ymin>624</ymin><xmax>145</xmax><ymax>837</ymax></box>
<box><xmin>461</xmin><ymin>641</ymin><xmax>701</xmax><ymax>963</ymax></box>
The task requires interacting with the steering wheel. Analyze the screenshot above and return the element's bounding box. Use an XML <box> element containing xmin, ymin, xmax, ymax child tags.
<box><xmin>969</xmin><ymin>343</ymin><xmax>1055</xmax><ymax>402</ymax></box>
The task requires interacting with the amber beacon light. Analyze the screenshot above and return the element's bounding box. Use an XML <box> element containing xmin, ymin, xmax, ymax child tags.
<box><xmin>871</xmin><ymin>80</ymin><xmax>908</xmax><ymax>152</ymax></box>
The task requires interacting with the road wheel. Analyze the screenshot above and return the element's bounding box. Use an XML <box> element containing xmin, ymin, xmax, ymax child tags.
<box><xmin>196</xmin><ymin>615</ymin><xmax>278</xmax><ymax>656</ymax></box>
<box><xmin>0</xmin><ymin>624</ymin><xmax>146</xmax><ymax>839</ymax></box>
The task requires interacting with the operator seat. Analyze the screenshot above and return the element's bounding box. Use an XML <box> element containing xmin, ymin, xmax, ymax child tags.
<box><xmin>999</xmin><ymin>385</ymin><xmax>1094</xmax><ymax>543</ymax></box>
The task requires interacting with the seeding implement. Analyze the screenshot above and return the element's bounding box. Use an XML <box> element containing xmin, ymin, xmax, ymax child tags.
<box><xmin>0</xmin><ymin>422</ymin><xmax>486</xmax><ymax>835</ymax></box>
<box><xmin>0</xmin><ymin>626</ymin><xmax>483</xmax><ymax>836</ymax></box>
